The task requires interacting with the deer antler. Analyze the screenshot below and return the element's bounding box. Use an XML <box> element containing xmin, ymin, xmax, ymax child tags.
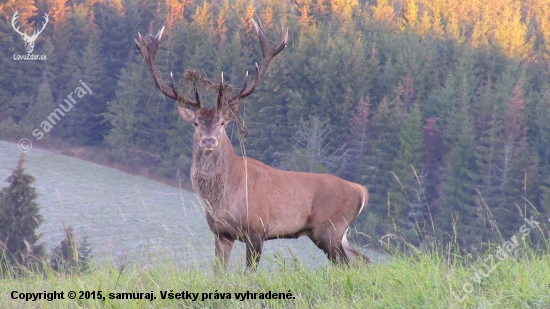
<box><xmin>225</xmin><ymin>18</ymin><xmax>288</xmax><ymax>114</ymax></box>
<box><xmin>135</xmin><ymin>26</ymin><xmax>201</xmax><ymax>109</ymax></box>
<box><xmin>11</xmin><ymin>11</ymin><xmax>48</xmax><ymax>39</ymax></box>
<box><xmin>32</xmin><ymin>13</ymin><xmax>48</xmax><ymax>38</ymax></box>
<box><xmin>11</xmin><ymin>11</ymin><xmax>27</xmax><ymax>37</ymax></box>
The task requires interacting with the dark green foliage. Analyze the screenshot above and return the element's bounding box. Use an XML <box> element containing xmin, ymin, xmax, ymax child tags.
<box><xmin>1</xmin><ymin>0</ymin><xmax>550</xmax><ymax>256</ymax></box>
<box><xmin>276</xmin><ymin>116</ymin><xmax>349</xmax><ymax>175</ymax></box>
<box><xmin>0</xmin><ymin>155</ymin><xmax>45</xmax><ymax>276</ymax></box>
<box><xmin>50</xmin><ymin>225</ymin><xmax>92</xmax><ymax>274</ymax></box>
<box><xmin>20</xmin><ymin>73</ymin><xmax>56</xmax><ymax>141</ymax></box>
<box><xmin>363</xmin><ymin>91</ymin><xmax>407</xmax><ymax>221</ymax></box>
<box><xmin>438</xmin><ymin>78</ymin><xmax>481</xmax><ymax>250</ymax></box>
<box><xmin>346</xmin><ymin>95</ymin><xmax>372</xmax><ymax>181</ymax></box>
<box><xmin>389</xmin><ymin>101</ymin><xmax>426</xmax><ymax>245</ymax></box>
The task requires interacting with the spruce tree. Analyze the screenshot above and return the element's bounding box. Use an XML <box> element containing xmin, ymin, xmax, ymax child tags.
<box><xmin>247</xmin><ymin>67</ymin><xmax>303</xmax><ymax>164</ymax></box>
<box><xmin>496</xmin><ymin>80</ymin><xmax>538</xmax><ymax>235</ymax></box>
<box><xmin>74</xmin><ymin>29</ymin><xmax>107</xmax><ymax>145</ymax></box>
<box><xmin>475</xmin><ymin>105</ymin><xmax>502</xmax><ymax>218</ymax></box>
<box><xmin>438</xmin><ymin>82</ymin><xmax>480</xmax><ymax>251</ymax></box>
<box><xmin>0</xmin><ymin>155</ymin><xmax>44</xmax><ymax>275</ymax></box>
<box><xmin>367</xmin><ymin>91</ymin><xmax>406</xmax><ymax>218</ymax></box>
<box><xmin>20</xmin><ymin>72</ymin><xmax>55</xmax><ymax>141</ymax></box>
<box><xmin>541</xmin><ymin>175</ymin><xmax>550</xmax><ymax>216</ymax></box>
<box><xmin>347</xmin><ymin>95</ymin><xmax>372</xmax><ymax>181</ymax></box>
<box><xmin>358</xmin><ymin>90</ymin><xmax>406</xmax><ymax>248</ymax></box>
<box><xmin>50</xmin><ymin>225</ymin><xmax>92</xmax><ymax>274</ymax></box>
<box><xmin>389</xmin><ymin>101</ymin><xmax>426</xmax><ymax>245</ymax></box>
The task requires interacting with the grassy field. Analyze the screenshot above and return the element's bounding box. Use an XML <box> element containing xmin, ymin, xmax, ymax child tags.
<box><xmin>1</xmin><ymin>246</ymin><xmax>550</xmax><ymax>309</ymax></box>
<box><xmin>2</xmin><ymin>141</ymin><xmax>549</xmax><ymax>308</ymax></box>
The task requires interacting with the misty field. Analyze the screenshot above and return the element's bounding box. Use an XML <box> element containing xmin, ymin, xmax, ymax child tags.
<box><xmin>1</xmin><ymin>140</ymin><xmax>357</xmax><ymax>270</ymax></box>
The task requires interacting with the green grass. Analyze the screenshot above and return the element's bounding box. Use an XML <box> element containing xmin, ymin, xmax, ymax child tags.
<box><xmin>2</xmin><ymin>247</ymin><xmax>550</xmax><ymax>309</ymax></box>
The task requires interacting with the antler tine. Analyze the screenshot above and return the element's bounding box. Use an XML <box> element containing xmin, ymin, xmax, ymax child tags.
<box><xmin>194</xmin><ymin>87</ymin><xmax>202</xmax><ymax>107</ymax></box>
<box><xmin>217</xmin><ymin>72</ymin><xmax>224</xmax><ymax>110</ymax></box>
<box><xmin>224</xmin><ymin>71</ymin><xmax>249</xmax><ymax>119</ymax></box>
<box><xmin>228</xmin><ymin>18</ymin><xmax>288</xmax><ymax>112</ymax></box>
<box><xmin>170</xmin><ymin>71</ymin><xmax>187</xmax><ymax>106</ymax></box>
<box><xmin>11</xmin><ymin>11</ymin><xmax>27</xmax><ymax>37</ymax></box>
<box><xmin>135</xmin><ymin>25</ymin><xmax>200</xmax><ymax>109</ymax></box>
<box><xmin>237</xmin><ymin>71</ymin><xmax>249</xmax><ymax>97</ymax></box>
<box><xmin>32</xmin><ymin>13</ymin><xmax>48</xmax><ymax>37</ymax></box>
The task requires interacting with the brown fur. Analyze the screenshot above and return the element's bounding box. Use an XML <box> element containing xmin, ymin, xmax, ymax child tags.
<box><xmin>182</xmin><ymin>106</ymin><xmax>370</xmax><ymax>271</ymax></box>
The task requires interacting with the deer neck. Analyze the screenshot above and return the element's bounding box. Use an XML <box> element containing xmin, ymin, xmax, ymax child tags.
<box><xmin>190</xmin><ymin>135</ymin><xmax>240</xmax><ymax>208</ymax></box>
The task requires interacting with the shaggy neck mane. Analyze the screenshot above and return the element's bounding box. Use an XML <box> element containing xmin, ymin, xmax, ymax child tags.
<box><xmin>191</xmin><ymin>132</ymin><xmax>240</xmax><ymax>209</ymax></box>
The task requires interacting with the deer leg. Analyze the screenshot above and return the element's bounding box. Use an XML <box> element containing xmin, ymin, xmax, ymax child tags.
<box><xmin>310</xmin><ymin>228</ymin><xmax>349</xmax><ymax>265</ymax></box>
<box><xmin>214</xmin><ymin>234</ymin><xmax>234</xmax><ymax>271</ymax></box>
<box><xmin>341</xmin><ymin>228</ymin><xmax>371</xmax><ymax>264</ymax></box>
<box><xmin>245</xmin><ymin>234</ymin><xmax>264</xmax><ymax>272</ymax></box>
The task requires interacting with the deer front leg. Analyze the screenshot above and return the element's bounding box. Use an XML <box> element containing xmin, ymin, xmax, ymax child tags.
<box><xmin>245</xmin><ymin>234</ymin><xmax>264</xmax><ymax>272</ymax></box>
<box><xmin>214</xmin><ymin>234</ymin><xmax>234</xmax><ymax>271</ymax></box>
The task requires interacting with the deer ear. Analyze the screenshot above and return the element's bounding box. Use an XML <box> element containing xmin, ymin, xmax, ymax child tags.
<box><xmin>177</xmin><ymin>105</ymin><xmax>195</xmax><ymax>123</ymax></box>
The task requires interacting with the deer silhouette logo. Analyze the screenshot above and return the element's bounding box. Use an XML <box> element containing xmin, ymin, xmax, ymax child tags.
<box><xmin>12</xmin><ymin>11</ymin><xmax>48</xmax><ymax>54</ymax></box>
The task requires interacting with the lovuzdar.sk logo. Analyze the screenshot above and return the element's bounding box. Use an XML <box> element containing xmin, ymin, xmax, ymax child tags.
<box><xmin>11</xmin><ymin>10</ymin><xmax>48</xmax><ymax>61</ymax></box>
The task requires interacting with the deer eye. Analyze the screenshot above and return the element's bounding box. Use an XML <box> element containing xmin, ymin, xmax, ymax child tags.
<box><xmin>220</xmin><ymin>121</ymin><xmax>225</xmax><ymax>126</ymax></box>
<box><xmin>193</xmin><ymin>122</ymin><xmax>199</xmax><ymax>127</ymax></box>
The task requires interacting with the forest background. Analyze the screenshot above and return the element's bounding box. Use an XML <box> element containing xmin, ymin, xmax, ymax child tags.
<box><xmin>1</xmin><ymin>0</ymin><xmax>550</xmax><ymax>254</ymax></box>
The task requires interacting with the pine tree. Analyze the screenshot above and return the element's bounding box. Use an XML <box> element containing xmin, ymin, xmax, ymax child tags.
<box><xmin>475</xmin><ymin>105</ymin><xmax>503</xmax><ymax>218</ymax></box>
<box><xmin>48</xmin><ymin>0</ymin><xmax>73</xmax><ymax>94</ymax></box>
<box><xmin>0</xmin><ymin>94</ymin><xmax>34</xmax><ymax>140</ymax></box>
<box><xmin>93</xmin><ymin>0</ymin><xmax>141</xmax><ymax>95</ymax></box>
<box><xmin>358</xmin><ymin>90</ymin><xmax>406</xmax><ymax>246</ymax></box>
<box><xmin>422</xmin><ymin>117</ymin><xmax>445</xmax><ymax>212</ymax></box>
<box><xmin>20</xmin><ymin>72</ymin><xmax>55</xmax><ymax>141</ymax></box>
<box><xmin>104</xmin><ymin>56</ymin><xmax>173</xmax><ymax>168</ymax></box>
<box><xmin>74</xmin><ymin>29</ymin><xmax>108</xmax><ymax>145</ymax></box>
<box><xmin>389</xmin><ymin>101</ymin><xmax>425</xmax><ymax>245</ymax></box>
<box><xmin>50</xmin><ymin>225</ymin><xmax>91</xmax><ymax>274</ymax></box>
<box><xmin>438</xmin><ymin>82</ymin><xmax>481</xmax><ymax>251</ymax></box>
<box><xmin>245</xmin><ymin>52</ymin><xmax>298</xmax><ymax>165</ymax></box>
<box><xmin>0</xmin><ymin>155</ymin><xmax>45</xmax><ymax>276</ymax></box>
<box><xmin>541</xmin><ymin>175</ymin><xmax>550</xmax><ymax>216</ymax></box>
<box><xmin>277</xmin><ymin>117</ymin><xmax>349</xmax><ymax>175</ymax></box>
<box><xmin>494</xmin><ymin>80</ymin><xmax>538</xmax><ymax>234</ymax></box>
<box><xmin>104</xmin><ymin>58</ymin><xmax>150</xmax><ymax>152</ymax></box>
<box><xmin>533</xmin><ymin>86</ymin><xmax>550</xmax><ymax>201</ymax></box>
<box><xmin>347</xmin><ymin>95</ymin><xmax>372</xmax><ymax>181</ymax></box>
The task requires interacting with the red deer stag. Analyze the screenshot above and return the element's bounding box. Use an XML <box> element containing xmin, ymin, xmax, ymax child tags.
<box><xmin>135</xmin><ymin>19</ymin><xmax>370</xmax><ymax>271</ymax></box>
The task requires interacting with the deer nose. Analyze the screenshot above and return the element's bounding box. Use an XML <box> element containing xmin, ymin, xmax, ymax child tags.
<box><xmin>200</xmin><ymin>137</ymin><xmax>218</xmax><ymax>149</ymax></box>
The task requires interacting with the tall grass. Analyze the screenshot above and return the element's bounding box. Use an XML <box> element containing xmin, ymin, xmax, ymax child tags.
<box><xmin>1</xmin><ymin>240</ymin><xmax>550</xmax><ymax>308</ymax></box>
<box><xmin>2</xmin><ymin>193</ymin><xmax>550</xmax><ymax>308</ymax></box>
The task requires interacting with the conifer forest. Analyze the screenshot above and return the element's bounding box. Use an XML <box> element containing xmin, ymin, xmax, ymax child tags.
<box><xmin>2</xmin><ymin>0</ymin><xmax>550</xmax><ymax>254</ymax></box>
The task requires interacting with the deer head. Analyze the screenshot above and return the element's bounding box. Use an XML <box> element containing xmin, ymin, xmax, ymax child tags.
<box><xmin>135</xmin><ymin>19</ymin><xmax>288</xmax><ymax>157</ymax></box>
<box><xmin>12</xmin><ymin>11</ymin><xmax>49</xmax><ymax>54</ymax></box>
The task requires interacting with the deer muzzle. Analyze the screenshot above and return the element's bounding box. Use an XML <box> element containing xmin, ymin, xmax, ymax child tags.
<box><xmin>200</xmin><ymin>137</ymin><xmax>218</xmax><ymax>149</ymax></box>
